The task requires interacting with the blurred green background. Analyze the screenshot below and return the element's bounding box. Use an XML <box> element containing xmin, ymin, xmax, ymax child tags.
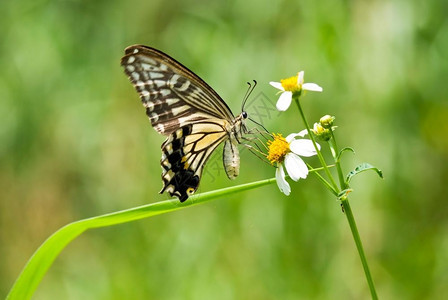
<box><xmin>1</xmin><ymin>0</ymin><xmax>447</xmax><ymax>299</ymax></box>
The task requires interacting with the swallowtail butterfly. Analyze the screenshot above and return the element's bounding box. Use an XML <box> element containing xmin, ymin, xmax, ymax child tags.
<box><xmin>121</xmin><ymin>45</ymin><xmax>248</xmax><ymax>202</ymax></box>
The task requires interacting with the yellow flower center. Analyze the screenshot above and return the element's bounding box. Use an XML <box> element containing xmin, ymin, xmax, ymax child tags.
<box><xmin>280</xmin><ymin>75</ymin><xmax>300</xmax><ymax>92</ymax></box>
<box><xmin>267</xmin><ymin>134</ymin><xmax>290</xmax><ymax>164</ymax></box>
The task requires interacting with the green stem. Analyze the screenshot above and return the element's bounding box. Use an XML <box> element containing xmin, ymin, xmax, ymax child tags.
<box><xmin>309</xmin><ymin>164</ymin><xmax>336</xmax><ymax>173</ymax></box>
<box><xmin>307</xmin><ymin>163</ymin><xmax>338</xmax><ymax>196</ymax></box>
<box><xmin>329</xmin><ymin>129</ymin><xmax>377</xmax><ymax>298</ymax></box>
<box><xmin>292</xmin><ymin>97</ymin><xmax>377</xmax><ymax>297</ymax></box>
<box><xmin>294</xmin><ymin>97</ymin><xmax>338</xmax><ymax>191</ymax></box>
<box><xmin>341</xmin><ymin>199</ymin><xmax>378</xmax><ymax>299</ymax></box>
<box><xmin>329</xmin><ymin>130</ymin><xmax>347</xmax><ymax>189</ymax></box>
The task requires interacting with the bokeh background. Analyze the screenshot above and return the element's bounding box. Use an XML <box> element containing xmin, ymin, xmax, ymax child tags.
<box><xmin>1</xmin><ymin>0</ymin><xmax>447</xmax><ymax>299</ymax></box>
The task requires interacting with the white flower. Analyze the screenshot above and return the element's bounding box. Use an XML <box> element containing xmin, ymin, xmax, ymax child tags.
<box><xmin>269</xmin><ymin>71</ymin><xmax>323</xmax><ymax>111</ymax></box>
<box><xmin>267</xmin><ymin>132</ymin><xmax>320</xmax><ymax>196</ymax></box>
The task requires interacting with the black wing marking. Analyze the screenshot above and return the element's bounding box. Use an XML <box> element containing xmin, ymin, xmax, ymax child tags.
<box><xmin>160</xmin><ymin>121</ymin><xmax>228</xmax><ymax>201</ymax></box>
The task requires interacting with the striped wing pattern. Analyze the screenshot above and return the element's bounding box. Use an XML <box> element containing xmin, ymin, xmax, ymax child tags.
<box><xmin>121</xmin><ymin>45</ymin><xmax>234</xmax><ymax>135</ymax></box>
<box><xmin>160</xmin><ymin>120</ymin><xmax>229</xmax><ymax>202</ymax></box>
<box><xmin>121</xmin><ymin>45</ymin><xmax>238</xmax><ymax>202</ymax></box>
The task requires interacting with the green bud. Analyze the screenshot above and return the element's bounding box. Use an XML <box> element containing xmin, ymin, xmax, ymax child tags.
<box><xmin>320</xmin><ymin>115</ymin><xmax>335</xmax><ymax>129</ymax></box>
<box><xmin>312</xmin><ymin>123</ymin><xmax>332</xmax><ymax>141</ymax></box>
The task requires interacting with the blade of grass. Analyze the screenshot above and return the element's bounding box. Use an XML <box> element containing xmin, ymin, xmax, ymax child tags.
<box><xmin>7</xmin><ymin>178</ymin><xmax>276</xmax><ymax>300</ymax></box>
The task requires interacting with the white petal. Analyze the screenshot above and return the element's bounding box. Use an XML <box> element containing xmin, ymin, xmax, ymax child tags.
<box><xmin>286</xmin><ymin>132</ymin><xmax>302</xmax><ymax>143</ymax></box>
<box><xmin>276</xmin><ymin>91</ymin><xmax>292</xmax><ymax>111</ymax></box>
<box><xmin>275</xmin><ymin>164</ymin><xmax>291</xmax><ymax>196</ymax></box>
<box><xmin>298</xmin><ymin>71</ymin><xmax>304</xmax><ymax>85</ymax></box>
<box><xmin>285</xmin><ymin>153</ymin><xmax>308</xmax><ymax>181</ymax></box>
<box><xmin>290</xmin><ymin>139</ymin><xmax>320</xmax><ymax>157</ymax></box>
<box><xmin>297</xmin><ymin>129</ymin><xmax>308</xmax><ymax>137</ymax></box>
<box><xmin>269</xmin><ymin>81</ymin><xmax>285</xmax><ymax>91</ymax></box>
<box><xmin>286</xmin><ymin>130</ymin><xmax>312</xmax><ymax>143</ymax></box>
<box><xmin>302</xmin><ymin>83</ymin><xmax>323</xmax><ymax>92</ymax></box>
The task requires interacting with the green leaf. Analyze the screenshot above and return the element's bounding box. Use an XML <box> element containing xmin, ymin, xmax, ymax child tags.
<box><xmin>7</xmin><ymin>178</ymin><xmax>276</xmax><ymax>300</ymax></box>
<box><xmin>337</xmin><ymin>147</ymin><xmax>355</xmax><ymax>162</ymax></box>
<box><xmin>346</xmin><ymin>163</ymin><xmax>383</xmax><ymax>184</ymax></box>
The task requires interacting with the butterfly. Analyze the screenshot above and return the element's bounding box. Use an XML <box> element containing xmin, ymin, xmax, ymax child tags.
<box><xmin>121</xmin><ymin>45</ymin><xmax>249</xmax><ymax>202</ymax></box>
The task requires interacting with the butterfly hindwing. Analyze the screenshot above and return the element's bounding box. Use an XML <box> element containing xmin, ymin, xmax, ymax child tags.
<box><xmin>160</xmin><ymin>121</ymin><xmax>229</xmax><ymax>201</ymax></box>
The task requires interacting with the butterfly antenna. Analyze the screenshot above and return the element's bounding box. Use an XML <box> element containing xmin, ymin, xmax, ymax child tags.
<box><xmin>241</xmin><ymin>82</ymin><xmax>252</xmax><ymax>111</ymax></box>
<box><xmin>241</xmin><ymin>80</ymin><xmax>257</xmax><ymax>112</ymax></box>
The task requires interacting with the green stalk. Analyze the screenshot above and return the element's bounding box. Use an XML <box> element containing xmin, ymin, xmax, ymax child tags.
<box><xmin>328</xmin><ymin>130</ymin><xmax>378</xmax><ymax>298</ymax></box>
<box><xmin>293</xmin><ymin>97</ymin><xmax>338</xmax><ymax>191</ymax></box>
<box><xmin>307</xmin><ymin>163</ymin><xmax>338</xmax><ymax>196</ymax></box>
<box><xmin>329</xmin><ymin>130</ymin><xmax>346</xmax><ymax>189</ymax></box>
<box><xmin>341</xmin><ymin>199</ymin><xmax>378</xmax><ymax>299</ymax></box>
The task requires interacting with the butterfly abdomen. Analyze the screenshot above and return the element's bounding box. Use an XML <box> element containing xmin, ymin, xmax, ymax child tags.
<box><xmin>223</xmin><ymin>139</ymin><xmax>240</xmax><ymax>179</ymax></box>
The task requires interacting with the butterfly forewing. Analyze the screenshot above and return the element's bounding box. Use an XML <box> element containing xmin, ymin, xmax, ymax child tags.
<box><xmin>121</xmin><ymin>45</ymin><xmax>243</xmax><ymax>202</ymax></box>
<box><xmin>121</xmin><ymin>45</ymin><xmax>234</xmax><ymax>135</ymax></box>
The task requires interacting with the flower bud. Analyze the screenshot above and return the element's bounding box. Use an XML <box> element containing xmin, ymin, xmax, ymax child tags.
<box><xmin>312</xmin><ymin>123</ymin><xmax>332</xmax><ymax>141</ymax></box>
<box><xmin>319</xmin><ymin>115</ymin><xmax>335</xmax><ymax>129</ymax></box>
